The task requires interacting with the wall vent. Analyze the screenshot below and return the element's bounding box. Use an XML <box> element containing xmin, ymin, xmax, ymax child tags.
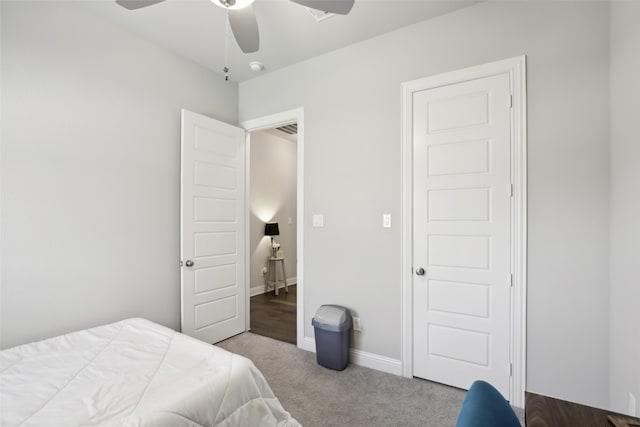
<box><xmin>275</xmin><ymin>124</ymin><xmax>297</xmax><ymax>135</ymax></box>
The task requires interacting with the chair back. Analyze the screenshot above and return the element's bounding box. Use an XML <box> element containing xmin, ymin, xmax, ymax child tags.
<box><xmin>456</xmin><ymin>380</ymin><xmax>521</xmax><ymax>427</ymax></box>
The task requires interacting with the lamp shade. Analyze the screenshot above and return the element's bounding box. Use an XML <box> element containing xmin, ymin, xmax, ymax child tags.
<box><xmin>264</xmin><ymin>222</ymin><xmax>279</xmax><ymax>236</ymax></box>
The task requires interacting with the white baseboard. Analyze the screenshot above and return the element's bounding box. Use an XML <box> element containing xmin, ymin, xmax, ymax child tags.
<box><xmin>249</xmin><ymin>286</ymin><xmax>264</xmax><ymax>297</ymax></box>
<box><xmin>302</xmin><ymin>337</ymin><xmax>316</xmax><ymax>352</ymax></box>
<box><xmin>302</xmin><ymin>336</ymin><xmax>402</xmax><ymax>376</ymax></box>
<box><xmin>250</xmin><ymin>277</ymin><xmax>297</xmax><ymax>297</ymax></box>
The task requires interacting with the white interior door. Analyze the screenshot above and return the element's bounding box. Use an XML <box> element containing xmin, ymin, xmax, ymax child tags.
<box><xmin>181</xmin><ymin>109</ymin><xmax>246</xmax><ymax>344</ymax></box>
<box><xmin>412</xmin><ymin>73</ymin><xmax>512</xmax><ymax>397</ymax></box>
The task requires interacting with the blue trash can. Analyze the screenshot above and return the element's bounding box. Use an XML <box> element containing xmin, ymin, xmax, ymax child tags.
<box><xmin>312</xmin><ymin>305</ymin><xmax>352</xmax><ymax>370</ymax></box>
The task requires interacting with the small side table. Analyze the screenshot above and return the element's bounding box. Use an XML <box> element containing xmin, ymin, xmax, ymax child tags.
<box><xmin>266</xmin><ymin>257</ymin><xmax>287</xmax><ymax>295</ymax></box>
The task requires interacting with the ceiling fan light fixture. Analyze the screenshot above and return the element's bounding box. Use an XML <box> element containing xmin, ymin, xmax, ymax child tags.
<box><xmin>211</xmin><ymin>0</ymin><xmax>255</xmax><ymax>10</ymax></box>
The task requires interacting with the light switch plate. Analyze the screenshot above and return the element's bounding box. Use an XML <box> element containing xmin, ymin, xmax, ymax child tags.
<box><xmin>383</xmin><ymin>214</ymin><xmax>391</xmax><ymax>228</ymax></box>
<box><xmin>312</xmin><ymin>214</ymin><xmax>324</xmax><ymax>227</ymax></box>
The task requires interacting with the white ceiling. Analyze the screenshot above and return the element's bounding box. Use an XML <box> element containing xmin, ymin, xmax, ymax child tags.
<box><xmin>80</xmin><ymin>0</ymin><xmax>477</xmax><ymax>82</ymax></box>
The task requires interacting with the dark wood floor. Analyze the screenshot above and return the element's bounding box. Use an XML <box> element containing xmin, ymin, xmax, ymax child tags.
<box><xmin>250</xmin><ymin>285</ymin><xmax>297</xmax><ymax>344</ymax></box>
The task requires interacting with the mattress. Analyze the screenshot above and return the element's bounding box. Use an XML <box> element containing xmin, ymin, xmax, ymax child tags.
<box><xmin>0</xmin><ymin>318</ymin><xmax>301</xmax><ymax>427</ymax></box>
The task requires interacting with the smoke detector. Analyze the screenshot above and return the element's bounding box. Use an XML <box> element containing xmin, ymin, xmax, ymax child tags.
<box><xmin>249</xmin><ymin>61</ymin><xmax>264</xmax><ymax>72</ymax></box>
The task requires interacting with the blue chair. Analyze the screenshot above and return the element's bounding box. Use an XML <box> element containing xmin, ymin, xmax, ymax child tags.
<box><xmin>456</xmin><ymin>380</ymin><xmax>521</xmax><ymax>427</ymax></box>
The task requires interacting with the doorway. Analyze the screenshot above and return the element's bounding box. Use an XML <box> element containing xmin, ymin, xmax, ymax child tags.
<box><xmin>248</xmin><ymin>126</ymin><xmax>298</xmax><ymax>344</ymax></box>
<box><xmin>241</xmin><ymin>108</ymin><xmax>305</xmax><ymax>349</ymax></box>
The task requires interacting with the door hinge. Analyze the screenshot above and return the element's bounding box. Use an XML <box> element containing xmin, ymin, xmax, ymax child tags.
<box><xmin>509</xmin><ymin>94</ymin><xmax>513</xmax><ymax>108</ymax></box>
<box><xmin>510</xmin><ymin>274</ymin><xmax>514</xmax><ymax>287</ymax></box>
<box><xmin>510</xmin><ymin>183</ymin><xmax>514</xmax><ymax>197</ymax></box>
<box><xmin>509</xmin><ymin>363</ymin><xmax>513</xmax><ymax>377</ymax></box>
<box><xmin>180</xmin><ymin>260</ymin><xmax>184</xmax><ymax>267</ymax></box>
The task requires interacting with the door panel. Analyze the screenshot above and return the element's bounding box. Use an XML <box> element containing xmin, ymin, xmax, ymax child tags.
<box><xmin>413</xmin><ymin>73</ymin><xmax>512</xmax><ymax>398</ymax></box>
<box><xmin>181</xmin><ymin>109</ymin><xmax>245</xmax><ymax>344</ymax></box>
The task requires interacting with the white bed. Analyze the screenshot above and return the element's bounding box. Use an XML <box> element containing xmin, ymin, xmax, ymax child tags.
<box><xmin>0</xmin><ymin>318</ymin><xmax>301</xmax><ymax>426</ymax></box>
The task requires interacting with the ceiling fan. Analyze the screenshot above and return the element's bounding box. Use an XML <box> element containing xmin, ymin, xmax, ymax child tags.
<box><xmin>115</xmin><ymin>0</ymin><xmax>355</xmax><ymax>54</ymax></box>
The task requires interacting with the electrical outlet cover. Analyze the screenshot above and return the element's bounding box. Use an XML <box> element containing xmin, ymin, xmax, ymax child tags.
<box><xmin>353</xmin><ymin>317</ymin><xmax>361</xmax><ymax>331</ymax></box>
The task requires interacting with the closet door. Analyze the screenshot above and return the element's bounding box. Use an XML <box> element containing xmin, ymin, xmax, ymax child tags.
<box><xmin>412</xmin><ymin>73</ymin><xmax>512</xmax><ymax>398</ymax></box>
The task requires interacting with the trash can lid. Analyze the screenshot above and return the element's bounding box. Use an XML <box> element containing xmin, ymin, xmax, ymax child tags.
<box><xmin>312</xmin><ymin>305</ymin><xmax>352</xmax><ymax>329</ymax></box>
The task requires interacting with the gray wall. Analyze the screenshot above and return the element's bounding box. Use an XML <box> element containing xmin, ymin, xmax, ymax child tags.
<box><xmin>3</xmin><ymin>0</ymin><xmax>634</xmax><ymax>414</ymax></box>
<box><xmin>0</xmin><ymin>1</ymin><xmax>238</xmax><ymax>349</ymax></box>
<box><xmin>609</xmin><ymin>1</ymin><xmax>640</xmax><ymax>416</ymax></box>
<box><xmin>249</xmin><ymin>130</ymin><xmax>297</xmax><ymax>294</ymax></box>
<box><xmin>239</xmin><ymin>1</ymin><xmax>611</xmax><ymax>408</ymax></box>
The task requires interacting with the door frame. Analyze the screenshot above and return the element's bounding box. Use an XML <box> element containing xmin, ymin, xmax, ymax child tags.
<box><xmin>240</xmin><ymin>108</ymin><xmax>305</xmax><ymax>349</ymax></box>
<box><xmin>400</xmin><ymin>56</ymin><xmax>527</xmax><ymax>407</ymax></box>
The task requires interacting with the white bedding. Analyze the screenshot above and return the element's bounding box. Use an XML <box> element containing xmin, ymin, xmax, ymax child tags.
<box><xmin>0</xmin><ymin>318</ymin><xmax>301</xmax><ymax>427</ymax></box>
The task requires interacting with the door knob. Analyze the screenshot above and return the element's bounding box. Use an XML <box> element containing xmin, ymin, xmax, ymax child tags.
<box><xmin>185</xmin><ymin>260</ymin><xmax>194</xmax><ymax>267</ymax></box>
<box><xmin>416</xmin><ymin>267</ymin><xmax>425</xmax><ymax>276</ymax></box>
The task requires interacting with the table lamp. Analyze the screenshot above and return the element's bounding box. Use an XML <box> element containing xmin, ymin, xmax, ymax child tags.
<box><xmin>265</xmin><ymin>222</ymin><xmax>279</xmax><ymax>256</ymax></box>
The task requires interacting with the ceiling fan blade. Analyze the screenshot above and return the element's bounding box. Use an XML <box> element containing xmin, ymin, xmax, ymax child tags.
<box><xmin>228</xmin><ymin>6</ymin><xmax>260</xmax><ymax>54</ymax></box>
<box><xmin>289</xmin><ymin>0</ymin><xmax>354</xmax><ymax>15</ymax></box>
<box><xmin>115</xmin><ymin>0</ymin><xmax>165</xmax><ymax>11</ymax></box>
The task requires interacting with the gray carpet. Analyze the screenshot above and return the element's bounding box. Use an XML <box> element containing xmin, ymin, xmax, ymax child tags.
<box><xmin>218</xmin><ymin>332</ymin><xmax>524</xmax><ymax>426</ymax></box>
